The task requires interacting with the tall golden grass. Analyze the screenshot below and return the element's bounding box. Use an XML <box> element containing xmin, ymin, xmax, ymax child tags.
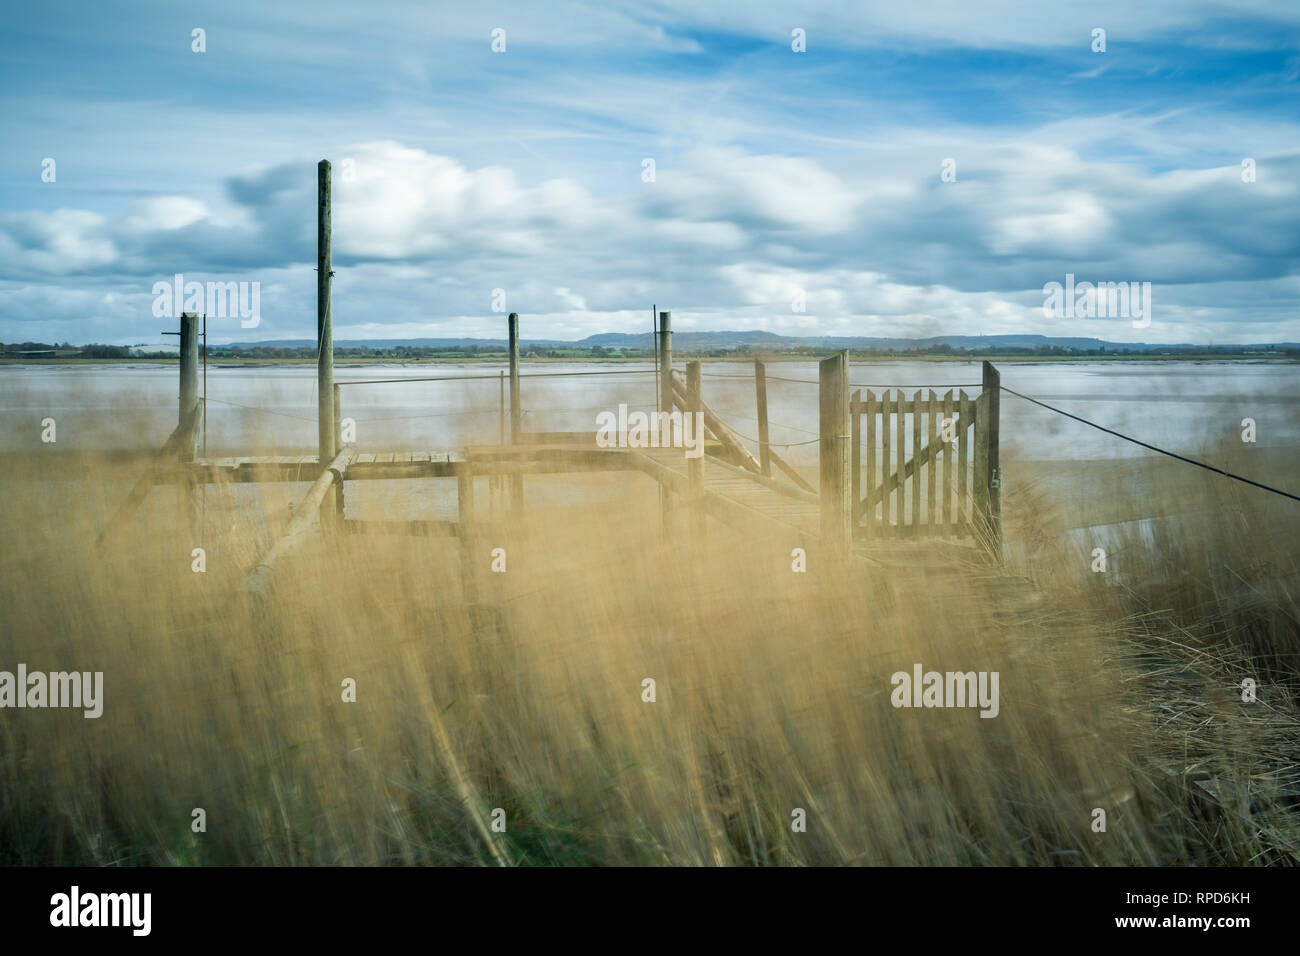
<box><xmin>0</xmin><ymin>414</ymin><xmax>1296</xmax><ymax>865</ymax></box>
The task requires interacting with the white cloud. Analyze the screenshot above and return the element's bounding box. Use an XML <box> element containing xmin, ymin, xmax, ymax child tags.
<box><xmin>123</xmin><ymin>197</ymin><xmax>209</xmax><ymax>233</ymax></box>
<box><xmin>2</xmin><ymin>137</ymin><xmax>1298</xmax><ymax>345</ymax></box>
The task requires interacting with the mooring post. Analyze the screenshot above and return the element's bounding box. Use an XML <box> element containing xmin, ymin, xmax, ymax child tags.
<box><xmin>333</xmin><ymin>384</ymin><xmax>342</xmax><ymax>455</ymax></box>
<box><xmin>317</xmin><ymin>160</ymin><xmax>342</xmax><ymax>531</ymax></box>
<box><xmin>178</xmin><ymin>311</ymin><xmax>201</xmax><ymax>533</ymax></box>
<box><xmin>754</xmin><ymin>359</ymin><xmax>772</xmax><ymax>477</ymax></box>
<box><xmin>981</xmin><ymin>360</ymin><xmax>1002</xmax><ymax>560</ymax></box>
<box><xmin>328</xmin><ymin>383</ymin><xmax>344</xmax><ymax>525</ymax></box>
<box><xmin>179</xmin><ymin>312</ymin><xmax>199</xmax><ymax>438</ymax></box>
<box><xmin>657</xmin><ymin>311</ymin><xmax>673</xmax><ymax>536</ymax></box>
<box><xmin>508</xmin><ymin>312</ymin><xmax>523</xmax><ymax>519</ymax></box>
<box><xmin>819</xmin><ymin>350</ymin><xmax>851</xmax><ymax>551</ymax></box>
<box><xmin>687</xmin><ymin>360</ymin><xmax>705</xmax><ymax>535</ymax></box>
<box><xmin>317</xmin><ymin>160</ymin><xmax>336</xmax><ymax>465</ymax></box>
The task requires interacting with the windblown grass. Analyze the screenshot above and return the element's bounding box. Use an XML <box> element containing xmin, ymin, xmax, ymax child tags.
<box><xmin>0</xmin><ymin>419</ymin><xmax>1296</xmax><ymax>865</ymax></box>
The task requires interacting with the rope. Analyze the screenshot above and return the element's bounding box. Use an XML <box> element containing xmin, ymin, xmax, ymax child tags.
<box><xmin>702</xmin><ymin>368</ymin><xmax>981</xmax><ymax>391</ymax></box>
<box><xmin>348</xmin><ymin>409</ymin><xmax>502</xmax><ymax>423</ymax></box>
<box><xmin>766</xmin><ymin>374</ymin><xmax>820</xmax><ymax>386</ymax></box>
<box><xmin>853</xmin><ymin>383</ymin><xmax>982</xmax><ymax>391</ymax></box>
<box><xmin>722</xmin><ymin>427</ymin><xmax>821</xmax><ymax>448</ymax></box>
<box><xmin>999</xmin><ymin>385</ymin><xmax>1300</xmax><ymax>503</ymax></box>
<box><xmin>338</xmin><ymin>368</ymin><xmax>656</xmax><ymax>386</ymax></box>
<box><xmin>726</xmin><ymin>411</ymin><xmax>821</xmax><ymax>437</ymax></box>
<box><xmin>721</xmin><ymin>374</ymin><xmax>986</xmax><ymax>390</ymax></box>
<box><xmin>205</xmin><ymin>397</ymin><xmax>318</xmax><ymax>423</ymax></box>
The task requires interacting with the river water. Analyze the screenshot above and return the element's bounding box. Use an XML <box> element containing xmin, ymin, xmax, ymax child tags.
<box><xmin>3</xmin><ymin>360</ymin><xmax>1295</xmax><ymax>466</ymax></box>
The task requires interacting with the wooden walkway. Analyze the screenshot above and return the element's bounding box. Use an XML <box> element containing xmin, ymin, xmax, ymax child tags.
<box><xmin>631</xmin><ymin>446</ymin><xmax>822</xmax><ymax>541</ymax></box>
<box><xmin>183</xmin><ymin>442</ymin><xmax>981</xmax><ymax>566</ymax></box>
<box><xmin>186</xmin><ymin>446</ymin><xmax>643</xmax><ymax>484</ymax></box>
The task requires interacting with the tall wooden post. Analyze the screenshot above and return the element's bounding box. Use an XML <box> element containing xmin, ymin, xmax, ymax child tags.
<box><xmin>652</xmin><ymin>306</ymin><xmax>660</xmax><ymax>418</ymax></box>
<box><xmin>333</xmin><ymin>384</ymin><xmax>342</xmax><ymax>453</ymax></box>
<box><xmin>850</xmin><ymin>388</ymin><xmax>861</xmax><ymax>529</ymax></box>
<box><xmin>329</xmin><ymin>383</ymin><xmax>344</xmax><ymax>524</ymax></box>
<box><xmin>317</xmin><ymin>160</ymin><xmax>336</xmax><ymax>465</ymax></box>
<box><xmin>687</xmin><ymin>360</ymin><xmax>704</xmax><ymax>533</ymax></box>
<box><xmin>508</xmin><ymin>312</ymin><xmax>523</xmax><ymax>518</ymax></box>
<box><xmin>981</xmin><ymin>360</ymin><xmax>1002</xmax><ymax>558</ymax></box>
<box><xmin>819</xmin><ymin>350</ymin><xmax>851</xmax><ymax>551</ymax></box>
<box><xmin>657</xmin><ymin>311</ymin><xmax>673</xmax><ymax>535</ymax></box>
<box><xmin>754</xmin><ymin>359</ymin><xmax>771</xmax><ymax>477</ymax></box>
<box><xmin>179</xmin><ymin>312</ymin><xmax>199</xmax><ymax>438</ymax></box>
<box><xmin>178</xmin><ymin>311</ymin><xmax>201</xmax><ymax>533</ymax></box>
<box><xmin>973</xmin><ymin>392</ymin><xmax>989</xmax><ymax>535</ymax></box>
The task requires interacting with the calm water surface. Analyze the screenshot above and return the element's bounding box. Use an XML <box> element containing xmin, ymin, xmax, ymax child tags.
<box><xmin>2</xmin><ymin>360</ymin><xmax>1295</xmax><ymax>465</ymax></box>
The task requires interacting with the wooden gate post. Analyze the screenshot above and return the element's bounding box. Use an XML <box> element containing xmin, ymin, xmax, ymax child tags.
<box><xmin>657</xmin><ymin>311</ymin><xmax>673</xmax><ymax>537</ymax></box>
<box><xmin>819</xmin><ymin>350</ymin><xmax>851</xmax><ymax>551</ymax></box>
<box><xmin>975</xmin><ymin>361</ymin><xmax>1002</xmax><ymax>559</ymax></box>
<box><xmin>754</xmin><ymin>359</ymin><xmax>772</xmax><ymax>477</ymax></box>
<box><xmin>982</xmin><ymin>360</ymin><xmax>1001</xmax><ymax>557</ymax></box>
<box><xmin>850</xmin><ymin>388</ymin><xmax>861</xmax><ymax>532</ymax></box>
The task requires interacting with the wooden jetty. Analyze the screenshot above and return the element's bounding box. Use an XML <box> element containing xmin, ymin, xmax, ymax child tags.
<box><xmin>103</xmin><ymin>159</ymin><xmax>1004</xmax><ymax>594</ymax></box>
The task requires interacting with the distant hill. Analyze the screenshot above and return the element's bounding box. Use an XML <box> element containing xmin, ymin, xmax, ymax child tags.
<box><xmin>218</xmin><ymin>332</ymin><xmax>1297</xmax><ymax>353</ymax></box>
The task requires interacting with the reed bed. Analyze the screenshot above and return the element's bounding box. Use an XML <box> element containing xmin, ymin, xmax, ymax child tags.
<box><xmin>0</xmin><ymin>416</ymin><xmax>1296</xmax><ymax>865</ymax></box>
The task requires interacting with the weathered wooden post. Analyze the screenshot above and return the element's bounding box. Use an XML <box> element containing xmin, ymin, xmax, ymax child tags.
<box><xmin>178</xmin><ymin>311</ymin><xmax>201</xmax><ymax>532</ymax></box>
<box><xmin>973</xmin><ymin>389</ymin><xmax>989</xmax><ymax>536</ymax></box>
<box><xmin>317</xmin><ymin>160</ymin><xmax>336</xmax><ymax>465</ymax></box>
<box><xmin>179</xmin><ymin>312</ymin><xmax>199</xmax><ymax>437</ymax></box>
<box><xmin>687</xmin><ymin>360</ymin><xmax>705</xmax><ymax>533</ymax></box>
<box><xmin>981</xmin><ymin>360</ymin><xmax>1002</xmax><ymax>558</ymax></box>
<box><xmin>657</xmin><ymin>311</ymin><xmax>673</xmax><ymax>535</ymax></box>
<box><xmin>328</xmin><ymin>383</ymin><xmax>344</xmax><ymax>526</ymax></box>
<box><xmin>754</xmin><ymin>359</ymin><xmax>772</xmax><ymax>477</ymax></box>
<box><xmin>317</xmin><ymin>160</ymin><xmax>343</xmax><ymax>530</ymax></box>
<box><xmin>850</xmin><ymin>388</ymin><xmax>861</xmax><ymax>530</ymax></box>
<box><xmin>333</xmin><ymin>384</ymin><xmax>342</xmax><ymax>455</ymax></box>
<box><xmin>508</xmin><ymin>312</ymin><xmax>523</xmax><ymax>519</ymax></box>
<box><xmin>819</xmin><ymin>350</ymin><xmax>851</xmax><ymax>551</ymax></box>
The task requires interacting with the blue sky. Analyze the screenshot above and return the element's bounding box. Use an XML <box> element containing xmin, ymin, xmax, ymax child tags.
<box><xmin>1</xmin><ymin>0</ymin><xmax>1298</xmax><ymax>345</ymax></box>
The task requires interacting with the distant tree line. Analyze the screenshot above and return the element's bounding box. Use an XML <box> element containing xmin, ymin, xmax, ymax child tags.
<box><xmin>3</xmin><ymin>340</ymin><xmax>1296</xmax><ymax>361</ymax></box>
<box><xmin>0</xmin><ymin>341</ymin><xmax>136</xmax><ymax>358</ymax></box>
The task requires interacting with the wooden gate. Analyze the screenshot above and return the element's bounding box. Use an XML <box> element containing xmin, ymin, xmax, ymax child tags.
<box><xmin>850</xmin><ymin>384</ymin><xmax>997</xmax><ymax>540</ymax></box>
